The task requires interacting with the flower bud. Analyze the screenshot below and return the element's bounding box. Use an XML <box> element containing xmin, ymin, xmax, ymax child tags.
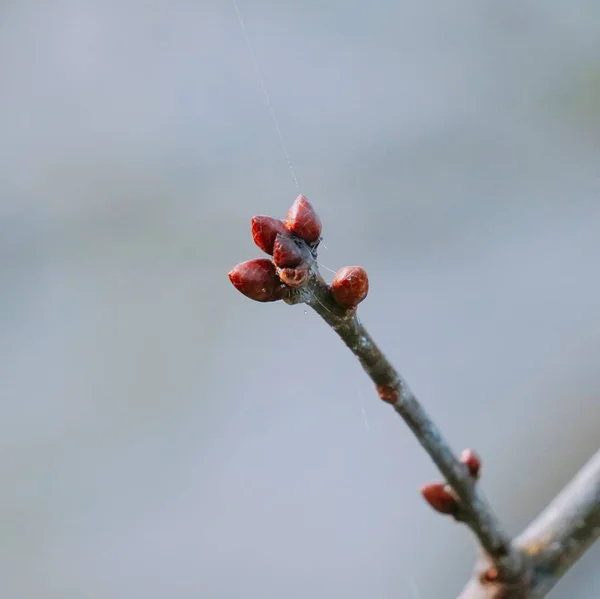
<box><xmin>331</xmin><ymin>266</ymin><xmax>369</xmax><ymax>308</ymax></box>
<box><xmin>421</xmin><ymin>483</ymin><xmax>458</xmax><ymax>516</ymax></box>
<box><xmin>251</xmin><ymin>216</ymin><xmax>288</xmax><ymax>255</ymax></box>
<box><xmin>460</xmin><ymin>448</ymin><xmax>481</xmax><ymax>479</ymax></box>
<box><xmin>273</xmin><ymin>234</ymin><xmax>303</xmax><ymax>268</ymax></box>
<box><xmin>284</xmin><ymin>195</ymin><xmax>322</xmax><ymax>243</ymax></box>
<box><xmin>278</xmin><ymin>263</ymin><xmax>310</xmax><ymax>288</ymax></box>
<box><xmin>228</xmin><ymin>259</ymin><xmax>286</xmax><ymax>302</ymax></box>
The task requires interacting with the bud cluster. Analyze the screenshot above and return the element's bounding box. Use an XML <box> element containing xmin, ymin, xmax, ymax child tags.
<box><xmin>228</xmin><ymin>194</ymin><xmax>369</xmax><ymax>309</ymax></box>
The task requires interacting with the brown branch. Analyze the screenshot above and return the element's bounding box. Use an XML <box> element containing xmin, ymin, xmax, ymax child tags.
<box><xmin>229</xmin><ymin>195</ymin><xmax>600</xmax><ymax>598</ymax></box>
<box><xmin>289</xmin><ymin>269</ymin><xmax>524</xmax><ymax>582</ymax></box>
<box><xmin>457</xmin><ymin>449</ymin><xmax>600</xmax><ymax>598</ymax></box>
<box><xmin>301</xmin><ymin>266</ymin><xmax>600</xmax><ymax>597</ymax></box>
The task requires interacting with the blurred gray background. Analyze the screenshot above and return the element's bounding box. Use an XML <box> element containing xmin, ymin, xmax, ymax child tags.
<box><xmin>1</xmin><ymin>1</ymin><xmax>599</xmax><ymax>597</ymax></box>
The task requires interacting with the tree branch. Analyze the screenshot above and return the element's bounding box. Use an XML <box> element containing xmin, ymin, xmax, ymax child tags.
<box><xmin>457</xmin><ymin>449</ymin><xmax>600</xmax><ymax>598</ymax></box>
<box><xmin>516</xmin><ymin>449</ymin><xmax>600</xmax><ymax>595</ymax></box>
<box><xmin>229</xmin><ymin>195</ymin><xmax>600</xmax><ymax>597</ymax></box>
<box><xmin>291</xmin><ymin>270</ymin><xmax>524</xmax><ymax>581</ymax></box>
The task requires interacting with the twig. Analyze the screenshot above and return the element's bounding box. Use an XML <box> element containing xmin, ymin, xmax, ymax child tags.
<box><xmin>228</xmin><ymin>195</ymin><xmax>600</xmax><ymax>597</ymax></box>
<box><xmin>294</xmin><ymin>270</ymin><xmax>524</xmax><ymax>580</ymax></box>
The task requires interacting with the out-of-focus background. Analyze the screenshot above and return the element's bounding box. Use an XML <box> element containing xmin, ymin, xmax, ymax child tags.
<box><xmin>1</xmin><ymin>1</ymin><xmax>599</xmax><ymax>597</ymax></box>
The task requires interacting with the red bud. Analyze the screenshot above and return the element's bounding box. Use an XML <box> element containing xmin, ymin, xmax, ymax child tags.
<box><xmin>228</xmin><ymin>259</ymin><xmax>286</xmax><ymax>302</ymax></box>
<box><xmin>278</xmin><ymin>263</ymin><xmax>310</xmax><ymax>288</ymax></box>
<box><xmin>284</xmin><ymin>195</ymin><xmax>322</xmax><ymax>243</ymax></box>
<box><xmin>480</xmin><ymin>568</ymin><xmax>500</xmax><ymax>583</ymax></box>
<box><xmin>376</xmin><ymin>383</ymin><xmax>399</xmax><ymax>405</ymax></box>
<box><xmin>460</xmin><ymin>448</ymin><xmax>481</xmax><ymax>479</ymax></box>
<box><xmin>251</xmin><ymin>216</ymin><xmax>288</xmax><ymax>255</ymax></box>
<box><xmin>421</xmin><ymin>483</ymin><xmax>458</xmax><ymax>516</ymax></box>
<box><xmin>273</xmin><ymin>234</ymin><xmax>303</xmax><ymax>268</ymax></box>
<box><xmin>331</xmin><ymin>266</ymin><xmax>369</xmax><ymax>308</ymax></box>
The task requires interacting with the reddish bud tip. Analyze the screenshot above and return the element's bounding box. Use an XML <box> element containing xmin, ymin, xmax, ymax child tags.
<box><xmin>376</xmin><ymin>383</ymin><xmax>399</xmax><ymax>405</ymax></box>
<box><xmin>330</xmin><ymin>266</ymin><xmax>369</xmax><ymax>308</ymax></box>
<box><xmin>273</xmin><ymin>234</ymin><xmax>304</xmax><ymax>268</ymax></box>
<box><xmin>284</xmin><ymin>194</ymin><xmax>322</xmax><ymax>243</ymax></box>
<box><xmin>421</xmin><ymin>483</ymin><xmax>458</xmax><ymax>516</ymax></box>
<box><xmin>278</xmin><ymin>263</ymin><xmax>310</xmax><ymax>288</ymax></box>
<box><xmin>460</xmin><ymin>448</ymin><xmax>482</xmax><ymax>479</ymax></box>
<box><xmin>480</xmin><ymin>568</ymin><xmax>500</xmax><ymax>584</ymax></box>
<box><xmin>228</xmin><ymin>259</ymin><xmax>286</xmax><ymax>302</ymax></box>
<box><xmin>251</xmin><ymin>216</ymin><xmax>288</xmax><ymax>255</ymax></box>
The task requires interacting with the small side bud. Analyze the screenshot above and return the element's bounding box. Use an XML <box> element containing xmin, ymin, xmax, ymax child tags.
<box><xmin>376</xmin><ymin>383</ymin><xmax>399</xmax><ymax>405</ymax></box>
<box><xmin>273</xmin><ymin>234</ymin><xmax>304</xmax><ymax>268</ymax></box>
<box><xmin>460</xmin><ymin>448</ymin><xmax>481</xmax><ymax>479</ymax></box>
<box><xmin>278</xmin><ymin>263</ymin><xmax>310</xmax><ymax>288</ymax></box>
<box><xmin>284</xmin><ymin>195</ymin><xmax>322</xmax><ymax>243</ymax></box>
<box><xmin>421</xmin><ymin>483</ymin><xmax>458</xmax><ymax>516</ymax></box>
<box><xmin>251</xmin><ymin>216</ymin><xmax>288</xmax><ymax>255</ymax></box>
<box><xmin>330</xmin><ymin>266</ymin><xmax>369</xmax><ymax>308</ymax></box>
<box><xmin>228</xmin><ymin>259</ymin><xmax>286</xmax><ymax>302</ymax></box>
<box><xmin>480</xmin><ymin>568</ymin><xmax>500</xmax><ymax>584</ymax></box>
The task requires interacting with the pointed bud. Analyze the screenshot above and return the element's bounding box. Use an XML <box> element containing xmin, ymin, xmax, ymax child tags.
<box><xmin>251</xmin><ymin>216</ymin><xmax>288</xmax><ymax>255</ymax></box>
<box><xmin>278</xmin><ymin>263</ymin><xmax>310</xmax><ymax>288</ymax></box>
<box><xmin>330</xmin><ymin>266</ymin><xmax>369</xmax><ymax>308</ymax></box>
<box><xmin>273</xmin><ymin>234</ymin><xmax>304</xmax><ymax>268</ymax></box>
<box><xmin>284</xmin><ymin>195</ymin><xmax>322</xmax><ymax>243</ymax></box>
<box><xmin>460</xmin><ymin>448</ymin><xmax>481</xmax><ymax>479</ymax></box>
<box><xmin>228</xmin><ymin>259</ymin><xmax>286</xmax><ymax>302</ymax></box>
<box><xmin>421</xmin><ymin>483</ymin><xmax>458</xmax><ymax>516</ymax></box>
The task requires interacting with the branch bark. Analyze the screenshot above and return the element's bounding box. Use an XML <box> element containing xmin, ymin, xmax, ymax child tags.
<box><xmin>230</xmin><ymin>196</ymin><xmax>600</xmax><ymax>598</ymax></box>
<box><xmin>457</xmin><ymin>449</ymin><xmax>600</xmax><ymax>598</ymax></box>
<box><xmin>289</xmin><ymin>270</ymin><xmax>524</xmax><ymax>582</ymax></box>
<box><xmin>292</xmin><ymin>266</ymin><xmax>600</xmax><ymax>597</ymax></box>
